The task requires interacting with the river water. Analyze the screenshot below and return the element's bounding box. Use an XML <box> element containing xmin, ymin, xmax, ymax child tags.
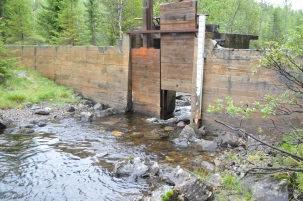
<box><xmin>0</xmin><ymin>114</ymin><xmax>208</xmax><ymax>201</ymax></box>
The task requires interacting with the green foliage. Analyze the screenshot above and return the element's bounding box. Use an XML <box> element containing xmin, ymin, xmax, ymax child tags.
<box><xmin>101</xmin><ymin>0</ymin><xmax>142</xmax><ymax>45</ymax></box>
<box><xmin>272</xmin><ymin>130</ymin><xmax>303</xmax><ymax>193</ymax></box>
<box><xmin>207</xmin><ymin>93</ymin><xmax>295</xmax><ymax>118</ymax></box>
<box><xmin>0</xmin><ymin>66</ymin><xmax>77</xmax><ymax>109</ymax></box>
<box><xmin>216</xmin><ymin>172</ymin><xmax>253</xmax><ymax>201</ymax></box>
<box><xmin>161</xmin><ymin>190</ymin><xmax>174</xmax><ymax>201</ymax></box>
<box><xmin>37</xmin><ymin>0</ymin><xmax>64</xmax><ymax>44</ymax></box>
<box><xmin>58</xmin><ymin>0</ymin><xmax>87</xmax><ymax>45</ymax></box>
<box><xmin>84</xmin><ymin>0</ymin><xmax>103</xmax><ymax>45</ymax></box>
<box><xmin>4</xmin><ymin>0</ymin><xmax>33</xmax><ymax>44</ymax></box>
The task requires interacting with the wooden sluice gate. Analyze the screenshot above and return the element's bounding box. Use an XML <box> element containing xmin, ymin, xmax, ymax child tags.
<box><xmin>129</xmin><ymin>0</ymin><xmax>204</xmax><ymax>127</ymax></box>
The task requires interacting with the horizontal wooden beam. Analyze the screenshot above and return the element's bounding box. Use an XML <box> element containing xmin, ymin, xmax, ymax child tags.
<box><xmin>127</xmin><ymin>29</ymin><xmax>198</xmax><ymax>35</ymax></box>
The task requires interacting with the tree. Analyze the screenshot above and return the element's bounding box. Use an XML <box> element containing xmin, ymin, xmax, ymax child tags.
<box><xmin>84</xmin><ymin>0</ymin><xmax>103</xmax><ymax>45</ymax></box>
<box><xmin>101</xmin><ymin>0</ymin><xmax>141</xmax><ymax>45</ymax></box>
<box><xmin>4</xmin><ymin>0</ymin><xmax>33</xmax><ymax>44</ymax></box>
<box><xmin>58</xmin><ymin>0</ymin><xmax>86</xmax><ymax>45</ymax></box>
<box><xmin>37</xmin><ymin>0</ymin><xmax>64</xmax><ymax>44</ymax></box>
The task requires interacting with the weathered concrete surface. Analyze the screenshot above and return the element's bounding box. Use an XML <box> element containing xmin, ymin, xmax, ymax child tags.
<box><xmin>7</xmin><ymin>36</ymin><xmax>130</xmax><ymax>111</ymax></box>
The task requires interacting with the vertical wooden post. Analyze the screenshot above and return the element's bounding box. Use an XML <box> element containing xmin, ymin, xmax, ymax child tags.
<box><xmin>142</xmin><ymin>0</ymin><xmax>153</xmax><ymax>47</ymax></box>
<box><xmin>191</xmin><ymin>15</ymin><xmax>206</xmax><ymax>128</ymax></box>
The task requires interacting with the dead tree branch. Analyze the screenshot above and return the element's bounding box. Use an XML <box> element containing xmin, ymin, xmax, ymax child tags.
<box><xmin>215</xmin><ymin>120</ymin><xmax>303</xmax><ymax>162</ymax></box>
<box><xmin>245</xmin><ymin>167</ymin><xmax>303</xmax><ymax>176</ymax></box>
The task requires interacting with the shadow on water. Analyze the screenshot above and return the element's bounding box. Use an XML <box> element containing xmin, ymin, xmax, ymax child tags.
<box><xmin>0</xmin><ymin>114</ymin><xmax>211</xmax><ymax>201</ymax></box>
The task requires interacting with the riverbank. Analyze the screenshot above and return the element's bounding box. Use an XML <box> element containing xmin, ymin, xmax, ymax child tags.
<box><xmin>1</xmin><ymin>98</ymin><xmax>302</xmax><ymax>201</ymax></box>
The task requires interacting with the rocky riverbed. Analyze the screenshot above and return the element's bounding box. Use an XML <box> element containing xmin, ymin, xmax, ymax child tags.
<box><xmin>0</xmin><ymin>95</ymin><xmax>298</xmax><ymax>201</ymax></box>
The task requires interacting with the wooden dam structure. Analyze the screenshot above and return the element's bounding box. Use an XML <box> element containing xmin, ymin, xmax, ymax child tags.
<box><xmin>11</xmin><ymin>0</ymin><xmax>293</xmax><ymax>130</ymax></box>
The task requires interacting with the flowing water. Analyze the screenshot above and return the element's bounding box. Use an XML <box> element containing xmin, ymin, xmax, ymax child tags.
<box><xmin>0</xmin><ymin>114</ymin><xmax>210</xmax><ymax>201</ymax></box>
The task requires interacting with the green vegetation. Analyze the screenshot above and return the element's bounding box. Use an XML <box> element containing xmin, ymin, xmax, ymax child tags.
<box><xmin>215</xmin><ymin>172</ymin><xmax>253</xmax><ymax>201</ymax></box>
<box><xmin>0</xmin><ymin>0</ymin><xmax>301</xmax><ymax>46</ymax></box>
<box><xmin>273</xmin><ymin>130</ymin><xmax>303</xmax><ymax>193</ymax></box>
<box><xmin>194</xmin><ymin>168</ymin><xmax>210</xmax><ymax>181</ymax></box>
<box><xmin>161</xmin><ymin>190</ymin><xmax>174</xmax><ymax>201</ymax></box>
<box><xmin>0</xmin><ymin>66</ymin><xmax>76</xmax><ymax>109</ymax></box>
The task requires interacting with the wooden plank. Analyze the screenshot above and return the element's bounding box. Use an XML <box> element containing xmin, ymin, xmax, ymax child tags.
<box><xmin>131</xmin><ymin>48</ymin><xmax>161</xmax><ymax>117</ymax></box>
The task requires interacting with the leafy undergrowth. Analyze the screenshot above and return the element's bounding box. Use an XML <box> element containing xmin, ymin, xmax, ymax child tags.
<box><xmin>0</xmin><ymin>66</ymin><xmax>77</xmax><ymax>109</ymax></box>
<box><xmin>216</xmin><ymin>172</ymin><xmax>253</xmax><ymax>201</ymax></box>
<box><xmin>274</xmin><ymin>129</ymin><xmax>303</xmax><ymax>194</ymax></box>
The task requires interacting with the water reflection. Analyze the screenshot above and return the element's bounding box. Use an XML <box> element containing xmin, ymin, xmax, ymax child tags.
<box><xmin>0</xmin><ymin>114</ymin><xmax>209</xmax><ymax>201</ymax></box>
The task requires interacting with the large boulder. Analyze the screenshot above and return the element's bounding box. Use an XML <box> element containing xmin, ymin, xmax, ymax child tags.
<box><xmin>176</xmin><ymin>177</ymin><xmax>213</xmax><ymax>201</ymax></box>
<box><xmin>243</xmin><ymin>176</ymin><xmax>289</xmax><ymax>201</ymax></box>
<box><xmin>113</xmin><ymin>157</ymin><xmax>159</xmax><ymax>179</ymax></box>
<box><xmin>195</xmin><ymin>139</ymin><xmax>218</xmax><ymax>152</ymax></box>
<box><xmin>218</xmin><ymin>131</ymin><xmax>246</xmax><ymax>147</ymax></box>
<box><xmin>172</xmin><ymin>125</ymin><xmax>197</xmax><ymax>148</ymax></box>
<box><xmin>160</xmin><ymin>166</ymin><xmax>213</xmax><ymax>201</ymax></box>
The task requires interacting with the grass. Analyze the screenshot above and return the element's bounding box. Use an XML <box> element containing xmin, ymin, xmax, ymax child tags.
<box><xmin>0</xmin><ymin>66</ymin><xmax>77</xmax><ymax>109</ymax></box>
<box><xmin>194</xmin><ymin>168</ymin><xmax>210</xmax><ymax>182</ymax></box>
<box><xmin>216</xmin><ymin>172</ymin><xmax>253</xmax><ymax>201</ymax></box>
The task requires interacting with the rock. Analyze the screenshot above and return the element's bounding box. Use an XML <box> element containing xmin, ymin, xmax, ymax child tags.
<box><xmin>113</xmin><ymin>157</ymin><xmax>149</xmax><ymax>178</ymax></box>
<box><xmin>160</xmin><ymin>166</ymin><xmax>193</xmax><ymax>186</ymax></box>
<box><xmin>35</xmin><ymin>108</ymin><xmax>51</xmax><ymax>115</ymax></box>
<box><xmin>80</xmin><ymin>112</ymin><xmax>94</xmax><ymax>122</ymax></box>
<box><xmin>173</xmin><ymin>137</ymin><xmax>190</xmax><ymax>148</ymax></box>
<box><xmin>159</xmin><ymin>132</ymin><xmax>170</xmax><ymax>139</ymax></box>
<box><xmin>112</xmin><ymin>131</ymin><xmax>123</xmax><ymax>137</ymax></box>
<box><xmin>195</xmin><ymin>139</ymin><xmax>218</xmax><ymax>152</ymax></box>
<box><xmin>67</xmin><ymin>106</ymin><xmax>75</xmax><ymax>112</ymax></box>
<box><xmin>23</xmin><ymin>124</ymin><xmax>35</xmax><ymax>129</ymax></box>
<box><xmin>0</xmin><ymin>115</ymin><xmax>7</xmax><ymax>131</ymax></box>
<box><xmin>192</xmin><ymin>157</ymin><xmax>215</xmax><ymax>172</ymax></box>
<box><xmin>30</xmin><ymin>105</ymin><xmax>41</xmax><ymax>110</ymax></box>
<box><xmin>196</xmin><ymin>126</ymin><xmax>207</xmax><ymax>138</ymax></box>
<box><xmin>177</xmin><ymin>121</ymin><xmax>186</xmax><ymax>127</ymax></box>
<box><xmin>243</xmin><ymin>176</ymin><xmax>289</xmax><ymax>201</ymax></box>
<box><xmin>176</xmin><ymin>178</ymin><xmax>213</xmax><ymax>201</ymax></box>
<box><xmin>129</xmin><ymin>132</ymin><xmax>144</xmax><ymax>138</ymax></box>
<box><xmin>165</xmin><ymin>117</ymin><xmax>178</xmax><ymax>124</ymax></box>
<box><xmin>164</xmin><ymin>126</ymin><xmax>174</xmax><ymax>132</ymax></box>
<box><xmin>37</xmin><ymin>122</ymin><xmax>47</xmax><ymax>127</ymax></box>
<box><xmin>143</xmin><ymin>185</ymin><xmax>174</xmax><ymax>201</ymax></box>
<box><xmin>16</xmin><ymin>71</ymin><xmax>27</xmax><ymax>78</ymax></box>
<box><xmin>218</xmin><ymin>131</ymin><xmax>245</xmax><ymax>147</ymax></box>
<box><xmin>208</xmin><ymin>173</ymin><xmax>222</xmax><ymax>188</ymax></box>
<box><xmin>83</xmin><ymin>99</ymin><xmax>95</xmax><ymax>107</ymax></box>
<box><xmin>95</xmin><ymin>108</ymin><xmax>117</xmax><ymax>118</ymax></box>
<box><xmin>93</xmin><ymin>103</ymin><xmax>103</xmax><ymax>111</ymax></box>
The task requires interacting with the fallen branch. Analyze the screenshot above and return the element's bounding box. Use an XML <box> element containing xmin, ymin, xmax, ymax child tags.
<box><xmin>215</xmin><ymin>120</ymin><xmax>303</xmax><ymax>162</ymax></box>
<box><xmin>245</xmin><ymin>167</ymin><xmax>303</xmax><ymax>176</ymax></box>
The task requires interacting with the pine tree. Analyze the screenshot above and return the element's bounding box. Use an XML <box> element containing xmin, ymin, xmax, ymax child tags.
<box><xmin>37</xmin><ymin>0</ymin><xmax>63</xmax><ymax>43</ymax></box>
<box><xmin>84</xmin><ymin>0</ymin><xmax>103</xmax><ymax>45</ymax></box>
<box><xmin>58</xmin><ymin>0</ymin><xmax>86</xmax><ymax>45</ymax></box>
<box><xmin>4</xmin><ymin>0</ymin><xmax>33</xmax><ymax>44</ymax></box>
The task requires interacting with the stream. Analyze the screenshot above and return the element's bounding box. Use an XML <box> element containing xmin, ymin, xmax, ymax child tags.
<box><xmin>0</xmin><ymin>114</ymin><xmax>209</xmax><ymax>201</ymax></box>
